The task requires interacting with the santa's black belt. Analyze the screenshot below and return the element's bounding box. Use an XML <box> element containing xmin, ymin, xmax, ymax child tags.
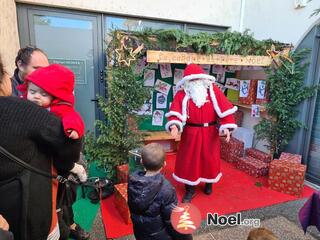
<box><xmin>185</xmin><ymin>121</ymin><xmax>217</xmax><ymax>127</ymax></box>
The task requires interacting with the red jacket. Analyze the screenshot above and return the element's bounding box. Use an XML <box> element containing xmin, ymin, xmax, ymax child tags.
<box><xmin>18</xmin><ymin>64</ymin><xmax>85</xmax><ymax>137</ymax></box>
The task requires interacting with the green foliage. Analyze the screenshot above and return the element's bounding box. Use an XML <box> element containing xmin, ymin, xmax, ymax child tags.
<box><xmin>128</xmin><ymin>29</ymin><xmax>288</xmax><ymax>55</ymax></box>
<box><xmin>254</xmin><ymin>49</ymin><xmax>317</xmax><ymax>157</ymax></box>
<box><xmin>84</xmin><ymin>35</ymin><xmax>149</xmax><ymax>179</ymax></box>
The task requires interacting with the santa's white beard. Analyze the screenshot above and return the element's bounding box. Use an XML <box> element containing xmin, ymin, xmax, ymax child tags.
<box><xmin>185</xmin><ymin>79</ymin><xmax>211</xmax><ymax>108</ymax></box>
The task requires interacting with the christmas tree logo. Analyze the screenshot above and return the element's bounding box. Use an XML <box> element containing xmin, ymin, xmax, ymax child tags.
<box><xmin>171</xmin><ymin>203</ymin><xmax>201</xmax><ymax>234</ymax></box>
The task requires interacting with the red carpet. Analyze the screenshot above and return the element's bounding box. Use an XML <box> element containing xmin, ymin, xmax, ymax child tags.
<box><xmin>101</xmin><ymin>154</ymin><xmax>315</xmax><ymax>239</ymax></box>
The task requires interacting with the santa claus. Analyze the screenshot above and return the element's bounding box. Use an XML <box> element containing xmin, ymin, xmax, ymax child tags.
<box><xmin>166</xmin><ymin>64</ymin><xmax>237</xmax><ymax>203</ymax></box>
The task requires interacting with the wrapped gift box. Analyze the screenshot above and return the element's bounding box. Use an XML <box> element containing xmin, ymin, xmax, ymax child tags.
<box><xmin>117</xmin><ymin>164</ymin><xmax>129</xmax><ymax>183</ymax></box>
<box><xmin>234</xmin><ymin>110</ymin><xmax>244</xmax><ymax>127</ymax></box>
<box><xmin>268</xmin><ymin>160</ymin><xmax>306</xmax><ymax>197</ymax></box>
<box><xmin>236</xmin><ymin>156</ymin><xmax>269</xmax><ymax>177</ymax></box>
<box><xmin>246</xmin><ymin>148</ymin><xmax>272</xmax><ymax>164</ymax></box>
<box><xmin>255</xmin><ymin>80</ymin><xmax>269</xmax><ymax>105</ymax></box>
<box><xmin>239</xmin><ymin>80</ymin><xmax>258</xmax><ymax>105</ymax></box>
<box><xmin>220</xmin><ymin>137</ymin><xmax>244</xmax><ymax>162</ymax></box>
<box><xmin>279</xmin><ymin>152</ymin><xmax>302</xmax><ymax>164</ymax></box>
<box><xmin>114</xmin><ymin>183</ymin><xmax>132</xmax><ymax>224</ymax></box>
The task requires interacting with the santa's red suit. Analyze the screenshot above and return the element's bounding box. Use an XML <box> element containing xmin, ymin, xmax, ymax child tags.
<box><xmin>166</xmin><ymin>64</ymin><xmax>237</xmax><ymax>186</ymax></box>
<box><xmin>18</xmin><ymin>64</ymin><xmax>85</xmax><ymax>137</ymax></box>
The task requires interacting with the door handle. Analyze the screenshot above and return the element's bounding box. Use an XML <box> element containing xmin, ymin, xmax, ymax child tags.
<box><xmin>100</xmin><ymin>70</ymin><xmax>104</xmax><ymax>83</ymax></box>
<box><xmin>91</xmin><ymin>99</ymin><xmax>98</xmax><ymax>102</ymax></box>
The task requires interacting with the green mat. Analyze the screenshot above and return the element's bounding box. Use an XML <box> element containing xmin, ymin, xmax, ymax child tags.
<box><xmin>72</xmin><ymin>162</ymin><xmax>107</xmax><ymax>231</ymax></box>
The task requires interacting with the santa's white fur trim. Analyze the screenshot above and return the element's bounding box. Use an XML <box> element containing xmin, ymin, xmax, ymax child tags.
<box><xmin>182</xmin><ymin>94</ymin><xmax>189</xmax><ymax>121</ymax></box>
<box><xmin>172</xmin><ymin>173</ymin><xmax>222</xmax><ymax>185</ymax></box>
<box><xmin>219</xmin><ymin>123</ymin><xmax>238</xmax><ymax>133</ymax></box>
<box><xmin>165</xmin><ymin>120</ymin><xmax>183</xmax><ymax>133</ymax></box>
<box><xmin>176</xmin><ymin>74</ymin><xmax>215</xmax><ymax>90</ymax></box>
<box><xmin>165</xmin><ymin>95</ymin><xmax>189</xmax><ymax>122</ymax></box>
<box><xmin>165</xmin><ymin>111</ymin><xmax>187</xmax><ymax>122</ymax></box>
<box><xmin>209</xmin><ymin>85</ymin><xmax>238</xmax><ymax>118</ymax></box>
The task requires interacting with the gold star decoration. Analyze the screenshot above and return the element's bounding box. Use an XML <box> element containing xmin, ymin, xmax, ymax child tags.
<box><xmin>115</xmin><ymin>36</ymin><xmax>144</xmax><ymax>67</ymax></box>
<box><xmin>267</xmin><ymin>44</ymin><xmax>294</xmax><ymax>74</ymax></box>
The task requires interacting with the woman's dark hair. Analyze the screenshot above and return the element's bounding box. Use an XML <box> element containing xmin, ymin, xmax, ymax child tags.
<box><xmin>15</xmin><ymin>46</ymin><xmax>46</xmax><ymax>67</ymax></box>
<box><xmin>0</xmin><ymin>56</ymin><xmax>5</xmax><ymax>84</ymax></box>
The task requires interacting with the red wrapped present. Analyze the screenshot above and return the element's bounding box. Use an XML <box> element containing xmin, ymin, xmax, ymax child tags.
<box><xmin>246</xmin><ymin>148</ymin><xmax>272</xmax><ymax>164</ymax></box>
<box><xmin>234</xmin><ymin>110</ymin><xmax>244</xmax><ymax>127</ymax></box>
<box><xmin>268</xmin><ymin>159</ymin><xmax>306</xmax><ymax>197</ymax></box>
<box><xmin>279</xmin><ymin>152</ymin><xmax>302</xmax><ymax>164</ymax></box>
<box><xmin>236</xmin><ymin>156</ymin><xmax>269</xmax><ymax>177</ymax></box>
<box><xmin>255</xmin><ymin>80</ymin><xmax>269</xmax><ymax>105</ymax></box>
<box><xmin>117</xmin><ymin>164</ymin><xmax>129</xmax><ymax>183</ymax></box>
<box><xmin>114</xmin><ymin>183</ymin><xmax>132</xmax><ymax>224</ymax></box>
<box><xmin>220</xmin><ymin>137</ymin><xmax>244</xmax><ymax>162</ymax></box>
<box><xmin>239</xmin><ymin>80</ymin><xmax>257</xmax><ymax>105</ymax></box>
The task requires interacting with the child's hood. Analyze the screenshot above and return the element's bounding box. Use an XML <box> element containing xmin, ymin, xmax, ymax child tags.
<box><xmin>19</xmin><ymin>64</ymin><xmax>75</xmax><ymax>105</ymax></box>
<box><xmin>128</xmin><ymin>171</ymin><xmax>164</xmax><ymax>212</ymax></box>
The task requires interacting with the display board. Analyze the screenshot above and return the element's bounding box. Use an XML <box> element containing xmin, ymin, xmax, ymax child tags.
<box><xmin>137</xmin><ymin>63</ymin><xmax>236</xmax><ymax>131</ymax></box>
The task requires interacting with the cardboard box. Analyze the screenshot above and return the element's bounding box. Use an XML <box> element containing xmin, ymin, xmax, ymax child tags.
<box><xmin>268</xmin><ymin>160</ymin><xmax>306</xmax><ymax>197</ymax></box>
<box><xmin>114</xmin><ymin>183</ymin><xmax>132</xmax><ymax>224</ymax></box>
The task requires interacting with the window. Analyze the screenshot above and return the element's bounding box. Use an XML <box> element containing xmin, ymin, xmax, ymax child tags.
<box><xmin>105</xmin><ymin>16</ymin><xmax>183</xmax><ymax>33</ymax></box>
<box><xmin>186</xmin><ymin>24</ymin><xmax>228</xmax><ymax>35</ymax></box>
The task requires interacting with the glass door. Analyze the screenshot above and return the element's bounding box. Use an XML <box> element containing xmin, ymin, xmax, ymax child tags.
<box><xmin>17</xmin><ymin>6</ymin><xmax>104</xmax><ymax>133</ymax></box>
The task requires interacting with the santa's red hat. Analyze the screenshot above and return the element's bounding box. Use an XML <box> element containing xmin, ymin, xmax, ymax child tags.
<box><xmin>18</xmin><ymin>64</ymin><xmax>75</xmax><ymax>105</ymax></box>
<box><xmin>176</xmin><ymin>64</ymin><xmax>215</xmax><ymax>89</ymax></box>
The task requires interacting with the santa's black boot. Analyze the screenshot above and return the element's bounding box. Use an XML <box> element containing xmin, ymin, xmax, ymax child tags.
<box><xmin>204</xmin><ymin>183</ymin><xmax>212</xmax><ymax>195</ymax></box>
<box><xmin>182</xmin><ymin>185</ymin><xmax>195</xmax><ymax>203</ymax></box>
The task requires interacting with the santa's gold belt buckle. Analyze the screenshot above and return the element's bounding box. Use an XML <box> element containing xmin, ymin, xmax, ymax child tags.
<box><xmin>204</xmin><ymin>123</ymin><xmax>209</xmax><ymax>127</ymax></box>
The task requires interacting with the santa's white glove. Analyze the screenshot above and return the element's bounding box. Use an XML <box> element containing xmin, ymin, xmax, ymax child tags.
<box><xmin>70</xmin><ymin>163</ymin><xmax>88</xmax><ymax>182</ymax></box>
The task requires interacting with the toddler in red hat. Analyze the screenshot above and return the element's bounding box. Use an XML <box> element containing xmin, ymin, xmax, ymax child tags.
<box><xmin>18</xmin><ymin>63</ymin><xmax>85</xmax><ymax>139</ymax></box>
<box><xmin>18</xmin><ymin>64</ymin><xmax>87</xmax><ymax>183</ymax></box>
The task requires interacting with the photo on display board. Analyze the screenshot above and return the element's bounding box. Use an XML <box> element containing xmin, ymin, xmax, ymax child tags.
<box><xmin>156</xmin><ymin>93</ymin><xmax>167</xmax><ymax>109</ymax></box>
<box><xmin>160</xmin><ymin>64</ymin><xmax>172</xmax><ymax>78</ymax></box>
<box><xmin>143</xmin><ymin>69</ymin><xmax>155</xmax><ymax>87</ymax></box>
<box><xmin>152</xmin><ymin>110</ymin><xmax>164</xmax><ymax>126</ymax></box>
<box><xmin>135</xmin><ymin>58</ymin><xmax>146</xmax><ymax>74</ymax></box>
<box><xmin>225</xmin><ymin>78</ymin><xmax>240</xmax><ymax>90</ymax></box>
<box><xmin>154</xmin><ymin>79</ymin><xmax>171</xmax><ymax>95</ymax></box>
<box><xmin>251</xmin><ymin>104</ymin><xmax>260</xmax><ymax>118</ymax></box>
<box><xmin>173</xmin><ymin>68</ymin><xmax>184</xmax><ymax>85</ymax></box>
<box><xmin>211</xmin><ymin>65</ymin><xmax>225</xmax><ymax>74</ymax></box>
<box><xmin>216</xmin><ymin>72</ymin><xmax>226</xmax><ymax>84</ymax></box>
<box><xmin>135</xmin><ymin>90</ymin><xmax>153</xmax><ymax>115</ymax></box>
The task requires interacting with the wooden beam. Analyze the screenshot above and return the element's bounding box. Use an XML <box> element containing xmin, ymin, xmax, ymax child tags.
<box><xmin>147</xmin><ymin>50</ymin><xmax>272</xmax><ymax>66</ymax></box>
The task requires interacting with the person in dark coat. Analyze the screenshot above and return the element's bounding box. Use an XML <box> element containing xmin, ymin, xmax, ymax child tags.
<box><xmin>0</xmin><ymin>215</ymin><xmax>14</xmax><ymax>240</ymax></box>
<box><xmin>12</xmin><ymin>48</ymin><xmax>90</xmax><ymax>239</ymax></box>
<box><xmin>11</xmin><ymin>46</ymin><xmax>49</xmax><ymax>96</ymax></box>
<box><xmin>0</xmin><ymin>56</ymin><xmax>83</xmax><ymax>239</ymax></box>
<box><xmin>128</xmin><ymin>143</ymin><xmax>193</xmax><ymax>240</ymax></box>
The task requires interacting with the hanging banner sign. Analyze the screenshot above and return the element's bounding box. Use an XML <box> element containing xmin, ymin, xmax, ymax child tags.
<box><xmin>147</xmin><ymin>50</ymin><xmax>272</xmax><ymax>66</ymax></box>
